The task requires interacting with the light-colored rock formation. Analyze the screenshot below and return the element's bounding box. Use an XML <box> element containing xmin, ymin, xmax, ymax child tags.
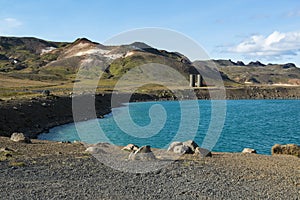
<box><xmin>129</xmin><ymin>145</ymin><xmax>156</xmax><ymax>160</ymax></box>
<box><xmin>242</xmin><ymin>148</ymin><xmax>257</xmax><ymax>154</ymax></box>
<box><xmin>168</xmin><ymin>140</ymin><xmax>199</xmax><ymax>154</ymax></box>
<box><xmin>10</xmin><ymin>132</ymin><xmax>31</xmax><ymax>143</ymax></box>
<box><xmin>173</xmin><ymin>144</ymin><xmax>192</xmax><ymax>154</ymax></box>
<box><xmin>122</xmin><ymin>144</ymin><xmax>139</xmax><ymax>152</ymax></box>
<box><xmin>167</xmin><ymin>142</ymin><xmax>183</xmax><ymax>152</ymax></box>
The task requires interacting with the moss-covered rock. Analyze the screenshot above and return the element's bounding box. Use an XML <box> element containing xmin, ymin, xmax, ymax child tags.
<box><xmin>271</xmin><ymin>144</ymin><xmax>300</xmax><ymax>157</ymax></box>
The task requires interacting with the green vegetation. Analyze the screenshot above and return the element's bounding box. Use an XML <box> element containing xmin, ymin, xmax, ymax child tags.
<box><xmin>9</xmin><ymin>161</ymin><xmax>26</xmax><ymax>167</ymax></box>
<box><xmin>0</xmin><ymin>36</ymin><xmax>299</xmax><ymax>99</ymax></box>
<box><xmin>0</xmin><ymin>151</ymin><xmax>12</xmax><ymax>161</ymax></box>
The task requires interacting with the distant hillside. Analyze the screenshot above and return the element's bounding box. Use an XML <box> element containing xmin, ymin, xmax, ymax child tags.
<box><xmin>0</xmin><ymin>36</ymin><xmax>300</xmax><ymax>86</ymax></box>
<box><xmin>195</xmin><ymin>59</ymin><xmax>300</xmax><ymax>85</ymax></box>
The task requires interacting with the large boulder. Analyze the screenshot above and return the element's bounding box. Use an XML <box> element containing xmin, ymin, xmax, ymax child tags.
<box><xmin>183</xmin><ymin>140</ymin><xmax>199</xmax><ymax>152</ymax></box>
<box><xmin>242</xmin><ymin>148</ymin><xmax>257</xmax><ymax>154</ymax></box>
<box><xmin>85</xmin><ymin>143</ymin><xmax>117</xmax><ymax>154</ymax></box>
<box><xmin>167</xmin><ymin>141</ymin><xmax>183</xmax><ymax>152</ymax></box>
<box><xmin>122</xmin><ymin>144</ymin><xmax>139</xmax><ymax>152</ymax></box>
<box><xmin>167</xmin><ymin>140</ymin><xmax>199</xmax><ymax>154</ymax></box>
<box><xmin>173</xmin><ymin>144</ymin><xmax>192</xmax><ymax>154</ymax></box>
<box><xmin>271</xmin><ymin>144</ymin><xmax>300</xmax><ymax>157</ymax></box>
<box><xmin>85</xmin><ymin>146</ymin><xmax>100</xmax><ymax>154</ymax></box>
<box><xmin>10</xmin><ymin>133</ymin><xmax>31</xmax><ymax>143</ymax></box>
<box><xmin>194</xmin><ymin>147</ymin><xmax>212</xmax><ymax>157</ymax></box>
<box><xmin>129</xmin><ymin>145</ymin><xmax>156</xmax><ymax>160</ymax></box>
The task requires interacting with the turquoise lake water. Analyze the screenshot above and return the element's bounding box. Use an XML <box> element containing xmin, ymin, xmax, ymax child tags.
<box><xmin>38</xmin><ymin>100</ymin><xmax>300</xmax><ymax>155</ymax></box>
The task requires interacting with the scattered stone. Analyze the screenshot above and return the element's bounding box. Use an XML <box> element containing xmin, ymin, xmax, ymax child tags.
<box><xmin>183</xmin><ymin>140</ymin><xmax>199</xmax><ymax>152</ymax></box>
<box><xmin>73</xmin><ymin>140</ymin><xmax>84</xmax><ymax>145</ymax></box>
<box><xmin>122</xmin><ymin>144</ymin><xmax>139</xmax><ymax>152</ymax></box>
<box><xmin>58</xmin><ymin>141</ymin><xmax>71</xmax><ymax>144</ymax></box>
<box><xmin>0</xmin><ymin>147</ymin><xmax>15</xmax><ymax>152</ymax></box>
<box><xmin>129</xmin><ymin>145</ymin><xmax>156</xmax><ymax>160</ymax></box>
<box><xmin>194</xmin><ymin>147</ymin><xmax>212</xmax><ymax>157</ymax></box>
<box><xmin>42</xmin><ymin>90</ymin><xmax>51</xmax><ymax>96</ymax></box>
<box><xmin>271</xmin><ymin>144</ymin><xmax>300</xmax><ymax>157</ymax></box>
<box><xmin>41</xmin><ymin>102</ymin><xmax>47</xmax><ymax>107</ymax></box>
<box><xmin>13</xmin><ymin>106</ymin><xmax>18</xmax><ymax>110</ymax></box>
<box><xmin>85</xmin><ymin>146</ymin><xmax>98</xmax><ymax>154</ymax></box>
<box><xmin>242</xmin><ymin>148</ymin><xmax>257</xmax><ymax>154</ymax></box>
<box><xmin>10</xmin><ymin>132</ymin><xmax>31</xmax><ymax>143</ymax></box>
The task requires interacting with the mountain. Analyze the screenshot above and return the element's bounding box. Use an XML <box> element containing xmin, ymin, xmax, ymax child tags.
<box><xmin>0</xmin><ymin>36</ymin><xmax>300</xmax><ymax>87</ymax></box>
<box><xmin>200</xmin><ymin>59</ymin><xmax>300</xmax><ymax>85</ymax></box>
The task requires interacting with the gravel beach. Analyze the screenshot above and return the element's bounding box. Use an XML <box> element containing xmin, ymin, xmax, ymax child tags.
<box><xmin>0</xmin><ymin>137</ymin><xmax>299</xmax><ymax>199</ymax></box>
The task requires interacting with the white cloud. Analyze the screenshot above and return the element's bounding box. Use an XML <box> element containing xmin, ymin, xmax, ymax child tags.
<box><xmin>229</xmin><ymin>31</ymin><xmax>300</xmax><ymax>58</ymax></box>
<box><xmin>0</xmin><ymin>18</ymin><xmax>22</xmax><ymax>33</ymax></box>
<box><xmin>286</xmin><ymin>10</ymin><xmax>300</xmax><ymax>17</ymax></box>
<box><xmin>3</xmin><ymin>18</ymin><xmax>22</xmax><ymax>27</ymax></box>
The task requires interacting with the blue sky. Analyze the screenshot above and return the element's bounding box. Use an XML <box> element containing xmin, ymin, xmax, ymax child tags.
<box><xmin>0</xmin><ymin>0</ymin><xmax>300</xmax><ymax>65</ymax></box>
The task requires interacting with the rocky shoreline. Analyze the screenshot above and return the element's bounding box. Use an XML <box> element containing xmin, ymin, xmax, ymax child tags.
<box><xmin>1</xmin><ymin>86</ymin><xmax>300</xmax><ymax>138</ymax></box>
<box><xmin>0</xmin><ymin>137</ymin><xmax>299</xmax><ymax>199</ymax></box>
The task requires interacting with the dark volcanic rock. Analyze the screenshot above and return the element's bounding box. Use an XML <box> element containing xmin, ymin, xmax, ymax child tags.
<box><xmin>0</xmin><ymin>54</ymin><xmax>8</xmax><ymax>60</ymax></box>
<box><xmin>236</xmin><ymin>61</ymin><xmax>245</xmax><ymax>66</ymax></box>
<box><xmin>194</xmin><ymin>147</ymin><xmax>212</xmax><ymax>157</ymax></box>
<box><xmin>0</xmin><ymin>94</ymin><xmax>112</xmax><ymax>138</ymax></box>
<box><xmin>248</xmin><ymin>61</ymin><xmax>266</xmax><ymax>67</ymax></box>
<box><xmin>282</xmin><ymin>63</ymin><xmax>296</xmax><ymax>69</ymax></box>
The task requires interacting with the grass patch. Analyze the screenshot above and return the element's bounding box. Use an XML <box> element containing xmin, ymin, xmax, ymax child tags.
<box><xmin>0</xmin><ymin>150</ymin><xmax>15</xmax><ymax>161</ymax></box>
<box><xmin>9</xmin><ymin>161</ymin><xmax>26</xmax><ymax>167</ymax></box>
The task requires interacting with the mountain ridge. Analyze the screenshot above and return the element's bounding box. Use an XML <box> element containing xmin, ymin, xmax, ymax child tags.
<box><xmin>0</xmin><ymin>36</ymin><xmax>300</xmax><ymax>86</ymax></box>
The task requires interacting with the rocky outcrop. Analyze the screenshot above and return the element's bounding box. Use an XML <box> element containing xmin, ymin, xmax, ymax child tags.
<box><xmin>167</xmin><ymin>142</ymin><xmax>183</xmax><ymax>152</ymax></box>
<box><xmin>168</xmin><ymin>141</ymin><xmax>193</xmax><ymax>154</ymax></box>
<box><xmin>173</xmin><ymin>145</ymin><xmax>192</xmax><ymax>154</ymax></box>
<box><xmin>271</xmin><ymin>144</ymin><xmax>300</xmax><ymax>157</ymax></box>
<box><xmin>168</xmin><ymin>140</ymin><xmax>212</xmax><ymax>157</ymax></box>
<box><xmin>122</xmin><ymin>144</ymin><xmax>139</xmax><ymax>152</ymax></box>
<box><xmin>129</xmin><ymin>145</ymin><xmax>156</xmax><ymax>160</ymax></box>
<box><xmin>183</xmin><ymin>140</ymin><xmax>199</xmax><ymax>152</ymax></box>
<box><xmin>248</xmin><ymin>61</ymin><xmax>266</xmax><ymax>67</ymax></box>
<box><xmin>242</xmin><ymin>148</ymin><xmax>257</xmax><ymax>154</ymax></box>
<box><xmin>10</xmin><ymin>132</ymin><xmax>31</xmax><ymax>143</ymax></box>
